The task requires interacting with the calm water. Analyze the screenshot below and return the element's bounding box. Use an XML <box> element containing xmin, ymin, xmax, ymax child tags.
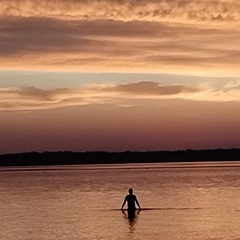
<box><xmin>1</xmin><ymin>162</ymin><xmax>240</xmax><ymax>240</ymax></box>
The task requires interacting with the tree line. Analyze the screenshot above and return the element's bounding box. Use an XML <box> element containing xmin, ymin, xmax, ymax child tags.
<box><xmin>0</xmin><ymin>148</ymin><xmax>239</xmax><ymax>166</ymax></box>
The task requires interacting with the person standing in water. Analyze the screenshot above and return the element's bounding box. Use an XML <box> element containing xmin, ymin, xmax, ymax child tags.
<box><xmin>121</xmin><ymin>188</ymin><xmax>141</xmax><ymax>213</ymax></box>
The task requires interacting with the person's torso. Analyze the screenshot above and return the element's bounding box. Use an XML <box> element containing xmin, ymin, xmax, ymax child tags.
<box><xmin>126</xmin><ymin>195</ymin><xmax>136</xmax><ymax>209</ymax></box>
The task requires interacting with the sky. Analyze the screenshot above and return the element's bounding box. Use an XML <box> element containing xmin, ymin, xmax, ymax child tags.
<box><xmin>0</xmin><ymin>0</ymin><xmax>240</xmax><ymax>153</ymax></box>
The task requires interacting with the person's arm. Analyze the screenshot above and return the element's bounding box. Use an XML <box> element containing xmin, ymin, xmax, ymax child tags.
<box><xmin>121</xmin><ymin>197</ymin><xmax>127</xmax><ymax>209</ymax></box>
<box><xmin>135</xmin><ymin>197</ymin><xmax>141</xmax><ymax>209</ymax></box>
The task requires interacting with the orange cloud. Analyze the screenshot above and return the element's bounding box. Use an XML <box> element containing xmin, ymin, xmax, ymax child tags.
<box><xmin>0</xmin><ymin>0</ymin><xmax>239</xmax><ymax>24</ymax></box>
<box><xmin>1</xmin><ymin>81</ymin><xmax>239</xmax><ymax>112</ymax></box>
<box><xmin>0</xmin><ymin>1</ymin><xmax>239</xmax><ymax>75</ymax></box>
<box><xmin>103</xmin><ymin>81</ymin><xmax>199</xmax><ymax>95</ymax></box>
<box><xmin>0</xmin><ymin>16</ymin><xmax>240</xmax><ymax>75</ymax></box>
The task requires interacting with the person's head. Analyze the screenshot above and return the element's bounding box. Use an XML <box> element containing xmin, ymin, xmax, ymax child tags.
<box><xmin>128</xmin><ymin>188</ymin><xmax>133</xmax><ymax>195</ymax></box>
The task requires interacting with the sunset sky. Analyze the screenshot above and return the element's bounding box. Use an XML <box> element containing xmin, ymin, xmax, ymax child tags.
<box><xmin>0</xmin><ymin>0</ymin><xmax>239</xmax><ymax>153</ymax></box>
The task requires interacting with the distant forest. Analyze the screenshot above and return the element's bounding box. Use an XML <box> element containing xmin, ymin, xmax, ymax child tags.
<box><xmin>0</xmin><ymin>148</ymin><xmax>240</xmax><ymax>166</ymax></box>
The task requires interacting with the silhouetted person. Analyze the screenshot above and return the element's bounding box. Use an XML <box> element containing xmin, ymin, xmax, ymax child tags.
<box><xmin>121</xmin><ymin>188</ymin><xmax>141</xmax><ymax>219</ymax></box>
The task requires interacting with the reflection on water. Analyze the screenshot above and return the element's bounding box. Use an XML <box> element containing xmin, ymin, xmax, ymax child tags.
<box><xmin>121</xmin><ymin>209</ymin><xmax>141</xmax><ymax>233</ymax></box>
<box><xmin>1</xmin><ymin>161</ymin><xmax>240</xmax><ymax>240</ymax></box>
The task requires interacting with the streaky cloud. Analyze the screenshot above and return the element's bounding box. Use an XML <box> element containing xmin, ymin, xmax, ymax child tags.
<box><xmin>0</xmin><ymin>87</ymin><xmax>70</xmax><ymax>100</ymax></box>
<box><xmin>1</xmin><ymin>81</ymin><xmax>239</xmax><ymax>112</ymax></box>
<box><xmin>224</xmin><ymin>80</ymin><xmax>240</xmax><ymax>89</ymax></box>
<box><xmin>0</xmin><ymin>16</ymin><xmax>240</xmax><ymax>74</ymax></box>
<box><xmin>104</xmin><ymin>81</ymin><xmax>199</xmax><ymax>95</ymax></box>
<box><xmin>16</xmin><ymin>87</ymin><xmax>70</xmax><ymax>100</ymax></box>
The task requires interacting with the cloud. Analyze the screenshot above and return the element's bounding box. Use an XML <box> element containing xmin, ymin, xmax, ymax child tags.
<box><xmin>0</xmin><ymin>16</ymin><xmax>240</xmax><ymax>74</ymax></box>
<box><xmin>0</xmin><ymin>0</ymin><xmax>239</xmax><ymax>24</ymax></box>
<box><xmin>16</xmin><ymin>87</ymin><xmax>70</xmax><ymax>100</ymax></box>
<box><xmin>224</xmin><ymin>80</ymin><xmax>240</xmax><ymax>89</ymax></box>
<box><xmin>1</xmin><ymin>81</ymin><xmax>239</xmax><ymax>112</ymax></box>
<box><xmin>0</xmin><ymin>87</ymin><xmax>77</xmax><ymax>111</ymax></box>
<box><xmin>0</xmin><ymin>1</ymin><xmax>239</xmax><ymax>74</ymax></box>
<box><xmin>0</xmin><ymin>87</ymin><xmax>70</xmax><ymax>99</ymax></box>
<box><xmin>103</xmin><ymin>81</ymin><xmax>199</xmax><ymax>95</ymax></box>
<box><xmin>0</xmin><ymin>17</ymin><xmax>164</xmax><ymax>56</ymax></box>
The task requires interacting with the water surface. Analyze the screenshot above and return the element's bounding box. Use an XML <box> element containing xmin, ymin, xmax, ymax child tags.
<box><xmin>1</xmin><ymin>162</ymin><xmax>240</xmax><ymax>239</ymax></box>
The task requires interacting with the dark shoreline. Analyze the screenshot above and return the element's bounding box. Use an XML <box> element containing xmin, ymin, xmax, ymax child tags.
<box><xmin>0</xmin><ymin>148</ymin><xmax>240</xmax><ymax>167</ymax></box>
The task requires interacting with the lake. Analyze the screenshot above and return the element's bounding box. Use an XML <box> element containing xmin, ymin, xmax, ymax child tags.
<box><xmin>1</xmin><ymin>161</ymin><xmax>240</xmax><ymax>240</ymax></box>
